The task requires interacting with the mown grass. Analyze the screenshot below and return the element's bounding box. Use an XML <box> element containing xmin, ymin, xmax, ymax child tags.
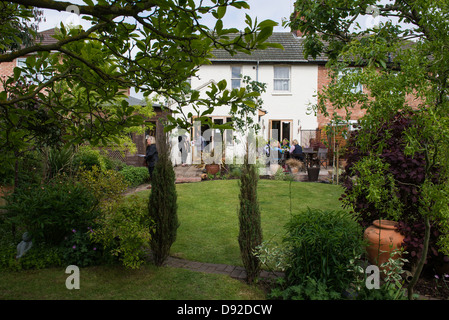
<box><xmin>0</xmin><ymin>265</ymin><xmax>265</xmax><ymax>300</ymax></box>
<box><xmin>136</xmin><ymin>179</ymin><xmax>345</xmax><ymax>266</ymax></box>
<box><xmin>0</xmin><ymin>179</ymin><xmax>344</xmax><ymax>300</ymax></box>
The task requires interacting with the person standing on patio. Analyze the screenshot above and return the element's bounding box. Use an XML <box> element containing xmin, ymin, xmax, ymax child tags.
<box><xmin>145</xmin><ymin>135</ymin><xmax>158</xmax><ymax>182</ymax></box>
<box><xmin>178</xmin><ymin>134</ymin><xmax>190</xmax><ymax>167</ymax></box>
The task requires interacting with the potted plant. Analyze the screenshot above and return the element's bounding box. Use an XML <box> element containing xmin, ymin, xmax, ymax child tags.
<box><xmin>285</xmin><ymin>158</ymin><xmax>304</xmax><ymax>173</ymax></box>
<box><xmin>342</xmin><ymin>156</ymin><xmax>406</xmax><ymax>269</ymax></box>
<box><xmin>203</xmin><ymin>149</ymin><xmax>220</xmax><ymax>175</ymax></box>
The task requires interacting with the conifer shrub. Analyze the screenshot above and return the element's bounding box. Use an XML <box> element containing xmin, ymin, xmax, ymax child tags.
<box><xmin>238</xmin><ymin>154</ymin><xmax>263</xmax><ymax>283</ymax></box>
<box><xmin>148</xmin><ymin>132</ymin><xmax>179</xmax><ymax>266</ymax></box>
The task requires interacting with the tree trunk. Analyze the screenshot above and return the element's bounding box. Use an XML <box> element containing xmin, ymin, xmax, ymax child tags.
<box><xmin>407</xmin><ymin>216</ymin><xmax>431</xmax><ymax>300</ymax></box>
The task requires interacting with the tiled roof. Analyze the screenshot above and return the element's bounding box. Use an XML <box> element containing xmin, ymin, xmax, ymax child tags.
<box><xmin>37</xmin><ymin>28</ymin><xmax>58</xmax><ymax>46</ymax></box>
<box><xmin>210</xmin><ymin>32</ymin><xmax>328</xmax><ymax>63</ymax></box>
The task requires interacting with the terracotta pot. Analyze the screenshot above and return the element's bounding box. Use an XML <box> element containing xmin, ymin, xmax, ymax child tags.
<box><xmin>364</xmin><ymin>219</ymin><xmax>405</xmax><ymax>267</ymax></box>
<box><xmin>290</xmin><ymin>167</ymin><xmax>299</xmax><ymax>174</ymax></box>
<box><xmin>205</xmin><ymin>164</ymin><xmax>220</xmax><ymax>175</ymax></box>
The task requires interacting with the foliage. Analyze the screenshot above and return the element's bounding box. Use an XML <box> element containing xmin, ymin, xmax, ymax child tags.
<box><xmin>2</xmin><ymin>175</ymin><xmax>99</xmax><ymax>245</ymax></box>
<box><xmin>148</xmin><ymin>133</ymin><xmax>179</xmax><ymax>266</ymax></box>
<box><xmin>290</xmin><ymin>0</ymin><xmax>449</xmax><ymax>299</ymax></box>
<box><xmin>269</xmin><ymin>276</ymin><xmax>341</xmax><ymax>300</ymax></box>
<box><xmin>61</xmin><ymin>227</ymin><xmax>103</xmax><ymax>268</ymax></box>
<box><xmin>0</xmin><ymin>242</ymin><xmax>63</xmax><ymax>271</ymax></box>
<box><xmin>0</xmin><ymin>3</ymin><xmax>43</xmax><ymax>54</ymax></box>
<box><xmin>238</xmin><ymin>153</ymin><xmax>262</xmax><ymax>283</ymax></box>
<box><xmin>341</xmin><ymin>111</ymin><xmax>447</xmax><ymax>270</ymax></box>
<box><xmin>76</xmin><ymin>165</ymin><xmax>129</xmax><ymax>212</ymax></box>
<box><xmin>229</xmin><ymin>76</ymin><xmax>267</xmax><ymax>135</ymax></box>
<box><xmin>91</xmin><ymin>195</ymin><xmax>154</xmax><ymax>269</ymax></box>
<box><xmin>347</xmin><ymin>250</ymin><xmax>408</xmax><ymax>300</ymax></box>
<box><xmin>254</xmin><ymin>240</ymin><xmax>291</xmax><ymax>272</ymax></box>
<box><xmin>119</xmin><ymin>165</ymin><xmax>150</xmax><ymax>187</ymax></box>
<box><xmin>43</xmin><ymin>145</ymin><xmax>75</xmax><ymax>179</ymax></box>
<box><xmin>73</xmin><ymin>145</ymin><xmax>108</xmax><ymax>172</ymax></box>
<box><xmin>282</xmin><ymin>208</ymin><xmax>364</xmax><ymax>296</ymax></box>
<box><xmin>0</xmin><ymin>0</ymin><xmax>281</xmax><ymax>174</ymax></box>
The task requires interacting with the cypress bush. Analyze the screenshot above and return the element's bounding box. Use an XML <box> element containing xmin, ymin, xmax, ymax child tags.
<box><xmin>148</xmin><ymin>132</ymin><xmax>179</xmax><ymax>266</ymax></box>
<box><xmin>238</xmin><ymin>154</ymin><xmax>263</xmax><ymax>283</ymax></box>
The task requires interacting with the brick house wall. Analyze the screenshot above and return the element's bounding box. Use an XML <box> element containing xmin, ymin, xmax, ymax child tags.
<box><xmin>0</xmin><ymin>60</ymin><xmax>16</xmax><ymax>91</ymax></box>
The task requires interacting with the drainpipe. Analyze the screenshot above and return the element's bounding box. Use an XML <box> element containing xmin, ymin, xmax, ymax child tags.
<box><xmin>256</xmin><ymin>60</ymin><xmax>259</xmax><ymax>82</ymax></box>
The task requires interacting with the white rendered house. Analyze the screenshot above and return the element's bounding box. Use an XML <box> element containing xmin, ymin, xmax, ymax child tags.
<box><xmin>170</xmin><ymin>32</ymin><xmax>329</xmax><ymax>164</ymax></box>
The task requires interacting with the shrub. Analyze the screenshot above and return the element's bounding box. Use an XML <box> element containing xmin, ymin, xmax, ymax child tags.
<box><xmin>73</xmin><ymin>146</ymin><xmax>107</xmax><ymax>172</ymax></box>
<box><xmin>3</xmin><ymin>175</ymin><xmax>100</xmax><ymax>245</ymax></box>
<box><xmin>238</xmin><ymin>157</ymin><xmax>262</xmax><ymax>283</ymax></box>
<box><xmin>61</xmin><ymin>227</ymin><xmax>104</xmax><ymax>267</ymax></box>
<box><xmin>120</xmin><ymin>165</ymin><xmax>150</xmax><ymax>187</ymax></box>
<box><xmin>90</xmin><ymin>195</ymin><xmax>154</xmax><ymax>269</ymax></box>
<box><xmin>0</xmin><ymin>241</ymin><xmax>63</xmax><ymax>271</ymax></box>
<box><xmin>282</xmin><ymin>208</ymin><xmax>364</xmax><ymax>297</ymax></box>
<box><xmin>341</xmin><ymin>111</ymin><xmax>446</xmax><ymax>270</ymax></box>
<box><xmin>76</xmin><ymin>166</ymin><xmax>129</xmax><ymax>210</ymax></box>
<box><xmin>148</xmin><ymin>134</ymin><xmax>179</xmax><ymax>266</ymax></box>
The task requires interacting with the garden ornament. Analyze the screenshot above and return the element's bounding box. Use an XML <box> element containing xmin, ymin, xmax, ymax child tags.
<box><xmin>16</xmin><ymin>232</ymin><xmax>33</xmax><ymax>259</ymax></box>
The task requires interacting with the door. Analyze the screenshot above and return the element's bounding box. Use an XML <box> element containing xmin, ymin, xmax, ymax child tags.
<box><xmin>270</xmin><ymin>120</ymin><xmax>292</xmax><ymax>143</ymax></box>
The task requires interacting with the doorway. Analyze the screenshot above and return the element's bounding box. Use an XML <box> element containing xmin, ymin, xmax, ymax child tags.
<box><xmin>270</xmin><ymin>120</ymin><xmax>292</xmax><ymax>143</ymax></box>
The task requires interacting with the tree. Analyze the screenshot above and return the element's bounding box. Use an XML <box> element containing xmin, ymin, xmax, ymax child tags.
<box><xmin>289</xmin><ymin>0</ymin><xmax>449</xmax><ymax>299</ymax></box>
<box><xmin>0</xmin><ymin>0</ymin><xmax>281</xmax><ymax>175</ymax></box>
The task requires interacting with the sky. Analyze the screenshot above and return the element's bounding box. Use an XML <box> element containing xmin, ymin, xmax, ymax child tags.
<box><xmin>37</xmin><ymin>0</ymin><xmax>295</xmax><ymax>32</ymax></box>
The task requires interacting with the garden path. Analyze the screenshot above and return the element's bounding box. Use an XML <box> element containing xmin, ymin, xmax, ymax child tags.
<box><xmin>163</xmin><ymin>256</ymin><xmax>284</xmax><ymax>281</ymax></box>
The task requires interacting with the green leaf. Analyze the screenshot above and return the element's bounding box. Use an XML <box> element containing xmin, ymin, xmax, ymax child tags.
<box><xmin>257</xmin><ymin>19</ymin><xmax>278</xmax><ymax>30</ymax></box>
<box><xmin>217</xmin><ymin>79</ymin><xmax>227</xmax><ymax>91</ymax></box>
<box><xmin>13</xmin><ymin>67</ymin><xmax>22</xmax><ymax>81</ymax></box>
<box><xmin>217</xmin><ymin>5</ymin><xmax>227</xmax><ymax>19</ymax></box>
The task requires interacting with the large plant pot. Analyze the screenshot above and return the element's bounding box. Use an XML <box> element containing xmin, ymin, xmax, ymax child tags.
<box><xmin>364</xmin><ymin>220</ymin><xmax>405</xmax><ymax>267</ymax></box>
<box><xmin>205</xmin><ymin>164</ymin><xmax>220</xmax><ymax>175</ymax></box>
<box><xmin>307</xmin><ymin>167</ymin><xmax>320</xmax><ymax>182</ymax></box>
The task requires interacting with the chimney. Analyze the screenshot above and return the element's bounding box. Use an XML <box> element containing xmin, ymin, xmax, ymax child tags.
<box><xmin>291</xmin><ymin>10</ymin><xmax>305</xmax><ymax>37</ymax></box>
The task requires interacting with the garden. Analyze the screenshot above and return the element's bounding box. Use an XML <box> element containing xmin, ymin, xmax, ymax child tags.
<box><xmin>1</xmin><ymin>111</ymin><xmax>449</xmax><ymax>301</ymax></box>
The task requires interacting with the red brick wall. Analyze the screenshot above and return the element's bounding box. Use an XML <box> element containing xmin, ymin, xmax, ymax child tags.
<box><xmin>317</xmin><ymin>64</ymin><xmax>367</xmax><ymax>129</ymax></box>
<box><xmin>316</xmin><ymin>65</ymin><xmax>423</xmax><ymax>129</ymax></box>
<box><xmin>0</xmin><ymin>60</ymin><xmax>16</xmax><ymax>91</ymax></box>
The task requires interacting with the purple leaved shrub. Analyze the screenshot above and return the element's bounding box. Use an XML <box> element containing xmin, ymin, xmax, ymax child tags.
<box><xmin>341</xmin><ymin>110</ymin><xmax>447</xmax><ymax>272</ymax></box>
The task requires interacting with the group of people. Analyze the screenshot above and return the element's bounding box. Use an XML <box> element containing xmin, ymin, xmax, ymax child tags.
<box><xmin>265</xmin><ymin>138</ymin><xmax>304</xmax><ymax>163</ymax></box>
<box><xmin>145</xmin><ymin>135</ymin><xmax>306</xmax><ymax>178</ymax></box>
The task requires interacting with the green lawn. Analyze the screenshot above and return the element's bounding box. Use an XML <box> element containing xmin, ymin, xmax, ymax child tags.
<box><xmin>0</xmin><ymin>265</ymin><xmax>265</xmax><ymax>300</ymax></box>
<box><xmin>137</xmin><ymin>179</ymin><xmax>345</xmax><ymax>266</ymax></box>
<box><xmin>0</xmin><ymin>179</ymin><xmax>344</xmax><ymax>300</ymax></box>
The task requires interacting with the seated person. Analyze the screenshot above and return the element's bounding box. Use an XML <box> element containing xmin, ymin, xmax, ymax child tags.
<box><xmin>290</xmin><ymin>139</ymin><xmax>304</xmax><ymax>161</ymax></box>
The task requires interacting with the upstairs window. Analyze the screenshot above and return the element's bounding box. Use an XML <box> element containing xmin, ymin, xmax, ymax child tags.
<box><xmin>231</xmin><ymin>66</ymin><xmax>242</xmax><ymax>89</ymax></box>
<box><xmin>274</xmin><ymin>66</ymin><xmax>290</xmax><ymax>92</ymax></box>
<box><xmin>338</xmin><ymin>68</ymin><xmax>363</xmax><ymax>94</ymax></box>
<box><xmin>16</xmin><ymin>57</ymin><xmax>48</xmax><ymax>84</ymax></box>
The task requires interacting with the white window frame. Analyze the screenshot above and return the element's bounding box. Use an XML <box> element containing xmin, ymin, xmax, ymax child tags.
<box><xmin>338</xmin><ymin>68</ymin><xmax>363</xmax><ymax>94</ymax></box>
<box><xmin>16</xmin><ymin>57</ymin><xmax>47</xmax><ymax>84</ymax></box>
<box><xmin>231</xmin><ymin>66</ymin><xmax>242</xmax><ymax>89</ymax></box>
<box><xmin>273</xmin><ymin>66</ymin><xmax>291</xmax><ymax>92</ymax></box>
